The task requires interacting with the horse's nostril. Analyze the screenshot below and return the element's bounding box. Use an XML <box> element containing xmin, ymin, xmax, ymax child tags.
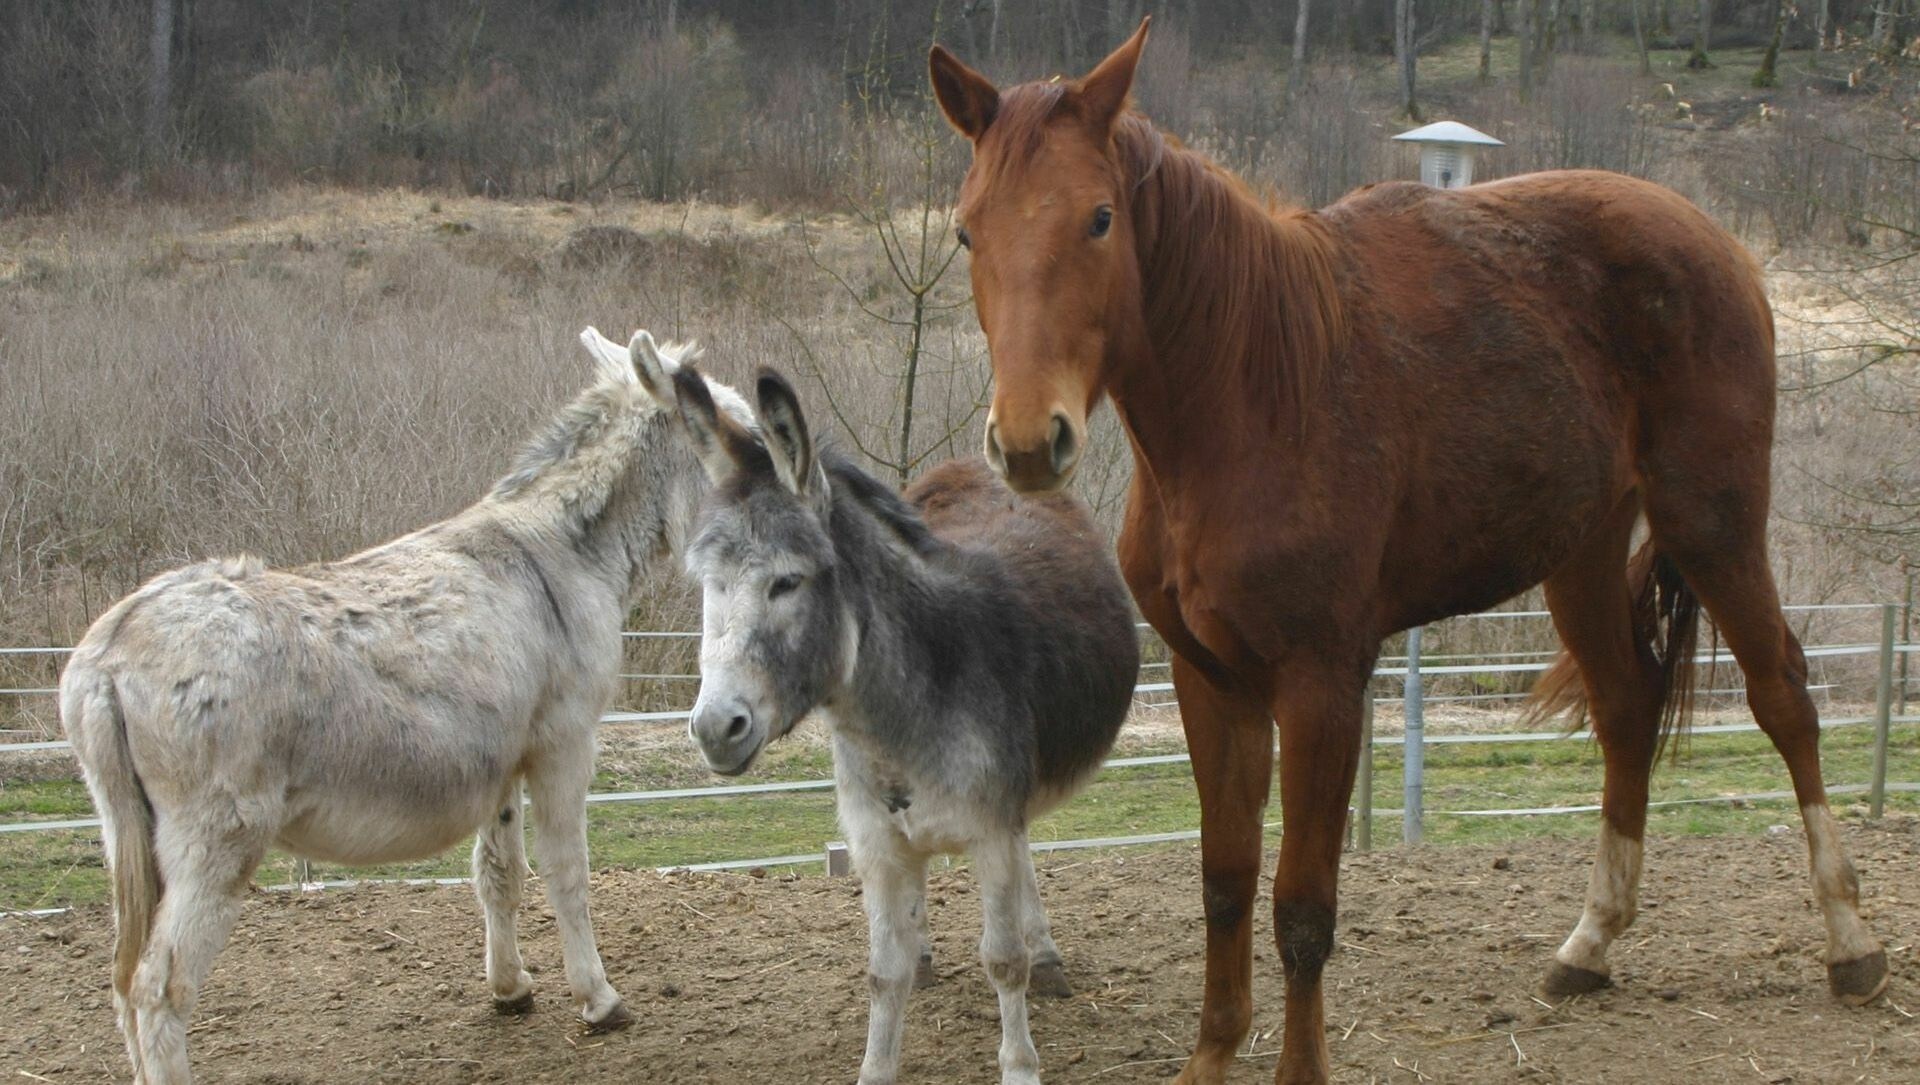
<box><xmin>726</xmin><ymin>714</ymin><xmax>750</xmax><ymax>741</ymax></box>
<box><xmin>1049</xmin><ymin>413</ymin><xmax>1079</xmax><ymax>476</ymax></box>
<box><xmin>984</xmin><ymin>422</ymin><xmax>1006</xmax><ymax>474</ymax></box>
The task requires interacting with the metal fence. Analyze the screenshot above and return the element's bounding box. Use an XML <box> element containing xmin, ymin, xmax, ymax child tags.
<box><xmin>2</xmin><ymin>603</ymin><xmax>1915</xmax><ymax>878</ymax></box>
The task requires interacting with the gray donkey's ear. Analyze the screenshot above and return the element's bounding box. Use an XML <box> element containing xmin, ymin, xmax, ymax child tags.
<box><xmin>754</xmin><ymin>369</ymin><xmax>819</xmax><ymax>498</ymax></box>
<box><xmin>672</xmin><ymin>365</ymin><xmax>754</xmax><ymax>485</ymax></box>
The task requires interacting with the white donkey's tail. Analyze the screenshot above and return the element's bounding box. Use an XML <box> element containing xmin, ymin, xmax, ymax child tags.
<box><xmin>62</xmin><ymin>664</ymin><xmax>160</xmax><ymax>1015</ymax></box>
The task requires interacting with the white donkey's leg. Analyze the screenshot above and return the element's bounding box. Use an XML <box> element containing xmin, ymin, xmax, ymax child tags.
<box><xmin>525</xmin><ymin>740</ymin><xmax>627</xmax><ymax>1029</ymax></box>
<box><xmin>131</xmin><ymin>822</ymin><xmax>264</xmax><ymax>1084</ymax></box>
<box><xmin>853</xmin><ymin>829</ymin><xmax>927</xmax><ymax>1085</ymax></box>
<box><xmin>473</xmin><ymin>778</ymin><xmax>534</xmax><ymax>1012</ymax></box>
<box><xmin>974</xmin><ymin>830</ymin><xmax>1044</xmax><ymax>1085</ymax></box>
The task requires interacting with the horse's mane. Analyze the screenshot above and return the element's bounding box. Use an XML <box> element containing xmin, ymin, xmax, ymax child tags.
<box><xmin>1111</xmin><ymin>112</ymin><xmax>1347</xmax><ymax>433</ymax></box>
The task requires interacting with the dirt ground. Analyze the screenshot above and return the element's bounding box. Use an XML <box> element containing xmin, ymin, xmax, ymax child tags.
<box><xmin>4</xmin><ymin>821</ymin><xmax>1916</xmax><ymax>1085</ymax></box>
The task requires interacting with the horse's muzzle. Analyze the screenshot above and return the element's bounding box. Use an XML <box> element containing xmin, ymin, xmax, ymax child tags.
<box><xmin>985</xmin><ymin>410</ymin><xmax>1080</xmax><ymax>493</ymax></box>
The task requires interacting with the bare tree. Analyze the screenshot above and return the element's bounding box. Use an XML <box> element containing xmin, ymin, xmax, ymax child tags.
<box><xmin>1688</xmin><ymin>0</ymin><xmax>1713</xmax><ymax>67</ymax></box>
<box><xmin>1630</xmin><ymin>0</ymin><xmax>1653</xmax><ymax>74</ymax></box>
<box><xmin>1396</xmin><ymin>0</ymin><xmax>1421</xmax><ymax>121</ymax></box>
<box><xmin>1289</xmin><ymin>0</ymin><xmax>1311</xmax><ymax>101</ymax></box>
<box><xmin>1755</xmin><ymin>0</ymin><xmax>1787</xmax><ymax>86</ymax></box>
<box><xmin>1520</xmin><ymin>0</ymin><xmax>1537</xmax><ymax>98</ymax></box>
<box><xmin>1579</xmin><ymin>0</ymin><xmax>1597</xmax><ymax>52</ymax></box>
<box><xmin>1480</xmin><ymin>0</ymin><xmax>1496</xmax><ymax>81</ymax></box>
<box><xmin>146</xmin><ymin>0</ymin><xmax>175</xmax><ymax>163</ymax></box>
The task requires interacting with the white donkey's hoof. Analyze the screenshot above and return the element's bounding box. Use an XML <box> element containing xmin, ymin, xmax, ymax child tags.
<box><xmin>584</xmin><ymin>999</ymin><xmax>632</xmax><ymax>1033</ymax></box>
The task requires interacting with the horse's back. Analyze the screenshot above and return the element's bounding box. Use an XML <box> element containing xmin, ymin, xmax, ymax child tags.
<box><xmin>906</xmin><ymin>458</ymin><xmax>1138</xmax><ymax>791</ymax></box>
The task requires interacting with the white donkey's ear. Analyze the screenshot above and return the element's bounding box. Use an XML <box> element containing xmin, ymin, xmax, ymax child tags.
<box><xmin>578</xmin><ymin>327</ymin><xmax>639</xmax><ymax>387</ymax></box>
<box><xmin>630</xmin><ymin>329</ymin><xmax>698</xmax><ymax>408</ymax></box>
<box><xmin>671</xmin><ymin>365</ymin><xmax>755</xmax><ymax>485</ymax></box>
<box><xmin>754</xmin><ymin>368</ymin><xmax>821</xmax><ymax>498</ymax></box>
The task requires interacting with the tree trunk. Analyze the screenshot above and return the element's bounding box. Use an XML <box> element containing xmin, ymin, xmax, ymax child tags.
<box><xmin>1813</xmin><ymin>0</ymin><xmax>1830</xmax><ymax>66</ymax></box>
<box><xmin>1519</xmin><ymin>0</ymin><xmax>1537</xmax><ymax>98</ymax></box>
<box><xmin>1480</xmin><ymin>0</ymin><xmax>1495</xmax><ymax>81</ymax></box>
<box><xmin>1538</xmin><ymin>0</ymin><xmax>1564</xmax><ymax>79</ymax></box>
<box><xmin>1754</xmin><ymin>0</ymin><xmax>1786</xmax><ymax>86</ymax></box>
<box><xmin>1396</xmin><ymin>0</ymin><xmax>1421</xmax><ymax>121</ymax></box>
<box><xmin>146</xmin><ymin>0</ymin><xmax>174</xmax><ymax>163</ymax></box>
<box><xmin>1579</xmin><ymin>0</ymin><xmax>1597</xmax><ymax>52</ymax></box>
<box><xmin>1631</xmin><ymin>0</ymin><xmax>1652</xmax><ymax>74</ymax></box>
<box><xmin>1288</xmin><ymin>0</ymin><xmax>1311</xmax><ymax>100</ymax></box>
<box><xmin>1873</xmin><ymin>0</ymin><xmax>1894</xmax><ymax>54</ymax></box>
<box><xmin>1494</xmin><ymin>0</ymin><xmax>1509</xmax><ymax>35</ymax></box>
<box><xmin>1657</xmin><ymin>0</ymin><xmax>1671</xmax><ymax>36</ymax></box>
<box><xmin>1687</xmin><ymin>0</ymin><xmax>1712</xmax><ymax>68</ymax></box>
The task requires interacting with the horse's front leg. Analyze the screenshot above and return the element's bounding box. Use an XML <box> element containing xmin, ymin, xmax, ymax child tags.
<box><xmin>846</xmin><ymin>806</ymin><xmax>927</xmax><ymax>1085</ymax></box>
<box><xmin>1267</xmin><ymin>653</ymin><xmax>1369</xmax><ymax>1085</ymax></box>
<box><xmin>526</xmin><ymin>738</ymin><xmax>628</xmax><ymax>1030</ymax></box>
<box><xmin>1171</xmin><ymin>656</ymin><xmax>1275</xmax><ymax>1085</ymax></box>
<box><xmin>974</xmin><ymin>829</ymin><xmax>1045</xmax><ymax>1085</ymax></box>
<box><xmin>473</xmin><ymin>779</ymin><xmax>534</xmax><ymax>1012</ymax></box>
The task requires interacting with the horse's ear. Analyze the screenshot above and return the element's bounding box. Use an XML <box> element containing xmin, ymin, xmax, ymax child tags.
<box><xmin>671</xmin><ymin>365</ymin><xmax>753</xmax><ymax>485</ymax></box>
<box><xmin>929</xmin><ymin>43</ymin><xmax>999</xmax><ymax>141</ymax></box>
<box><xmin>579</xmin><ymin>326</ymin><xmax>639</xmax><ymax>388</ymax></box>
<box><xmin>754</xmin><ymin>369</ymin><xmax>819</xmax><ymax>498</ymax></box>
<box><xmin>627</xmin><ymin>329</ymin><xmax>681</xmax><ymax>408</ymax></box>
<box><xmin>1075</xmin><ymin>15</ymin><xmax>1150</xmax><ymax>131</ymax></box>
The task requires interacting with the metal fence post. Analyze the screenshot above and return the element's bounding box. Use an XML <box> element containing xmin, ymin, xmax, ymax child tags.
<box><xmin>1900</xmin><ymin>569</ymin><xmax>1912</xmax><ymax>717</ymax></box>
<box><xmin>1403</xmin><ymin>626</ymin><xmax>1425</xmax><ymax>844</ymax></box>
<box><xmin>1871</xmin><ymin>603</ymin><xmax>1895</xmax><ymax>819</ymax></box>
<box><xmin>825</xmin><ymin>841</ymin><xmax>851</xmax><ymax>876</ymax></box>
<box><xmin>1357</xmin><ymin>695</ymin><xmax>1373</xmax><ymax>852</ymax></box>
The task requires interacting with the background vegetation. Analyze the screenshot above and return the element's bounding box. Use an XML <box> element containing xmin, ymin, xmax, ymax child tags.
<box><xmin>2</xmin><ymin>1</ymin><xmax>1918</xmax><ymax>903</ymax></box>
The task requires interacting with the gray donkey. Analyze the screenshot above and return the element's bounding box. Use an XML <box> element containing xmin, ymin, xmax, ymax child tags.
<box><xmin>670</xmin><ymin>365</ymin><xmax>1139</xmax><ymax>1085</ymax></box>
<box><xmin>60</xmin><ymin>327</ymin><xmax>752</xmax><ymax>1084</ymax></box>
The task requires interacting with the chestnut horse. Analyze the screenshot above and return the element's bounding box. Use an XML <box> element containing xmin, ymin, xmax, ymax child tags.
<box><xmin>931</xmin><ymin>19</ymin><xmax>1888</xmax><ymax>1085</ymax></box>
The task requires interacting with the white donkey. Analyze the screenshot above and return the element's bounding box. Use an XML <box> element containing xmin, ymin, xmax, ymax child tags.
<box><xmin>60</xmin><ymin>327</ymin><xmax>751</xmax><ymax>1084</ymax></box>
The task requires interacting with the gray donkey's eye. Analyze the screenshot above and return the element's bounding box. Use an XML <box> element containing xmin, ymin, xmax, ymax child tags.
<box><xmin>768</xmin><ymin>573</ymin><xmax>804</xmax><ymax>600</ymax></box>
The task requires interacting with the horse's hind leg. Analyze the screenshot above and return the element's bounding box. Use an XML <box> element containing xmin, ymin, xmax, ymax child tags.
<box><xmin>1540</xmin><ymin>495</ymin><xmax>1666</xmax><ymax>997</ymax></box>
<box><xmin>473</xmin><ymin>779</ymin><xmax>534</xmax><ymax>1013</ymax></box>
<box><xmin>974</xmin><ymin>829</ymin><xmax>1044</xmax><ymax>1085</ymax></box>
<box><xmin>1646</xmin><ymin>508</ymin><xmax>1887</xmax><ymax>1002</ymax></box>
<box><xmin>525</xmin><ymin>741</ymin><xmax>627</xmax><ymax>1029</ymax></box>
<box><xmin>131</xmin><ymin>820</ymin><xmax>264</xmax><ymax>1083</ymax></box>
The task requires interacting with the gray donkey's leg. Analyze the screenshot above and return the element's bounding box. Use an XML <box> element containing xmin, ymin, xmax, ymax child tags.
<box><xmin>473</xmin><ymin>779</ymin><xmax>534</xmax><ymax>1012</ymax></box>
<box><xmin>1016</xmin><ymin>843</ymin><xmax>1070</xmax><ymax>998</ymax></box>
<box><xmin>975</xmin><ymin>830</ymin><xmax>1044</xmax><ymax>1085</ymax></box>
<box><xmin>525</xmin><ymin>736</ymin><xmax>627</xmax><ymax>1029</ymax></box>
<box><xmin>851</xmin><ymin>818</ymin><xmax>927</xmax><ymax>1085</ymax></box>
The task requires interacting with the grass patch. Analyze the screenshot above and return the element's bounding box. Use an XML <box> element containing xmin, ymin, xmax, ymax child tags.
<box><xmin>3</xmin><ymin>721</ymin><xmax>1912</xmax><ymax>912</ymax></box>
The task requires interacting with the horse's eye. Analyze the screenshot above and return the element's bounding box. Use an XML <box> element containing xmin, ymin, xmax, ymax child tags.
<box><xmin>956</xmin><ymin>225</ymin><xmax>972</xmax><ymax>250</ymax></box>
<box><xmin>1090</xmin><ymin>206</ymin><xmax>1114</xmax><ymax>238</ymax></box>
<box><xmin>768</xmin><ymin>574</ymin><xmax>804</xmax><ymax>600</ymax></box>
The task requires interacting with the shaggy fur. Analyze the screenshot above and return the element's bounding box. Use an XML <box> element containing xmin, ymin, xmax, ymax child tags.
<box><xmin>673</xmin><ymin>367</ymin><xmax>1137</xmax><ymax>1085</ymax></box>
<box><xmin>61</xmin><ymin>328</ymin><xmax>751</xmax><ymax>1084</ymax></box>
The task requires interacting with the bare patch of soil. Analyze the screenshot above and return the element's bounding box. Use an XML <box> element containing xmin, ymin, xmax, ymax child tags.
<box><xmin>4</xmin><ymin>822</ymin><xmax>1916</xmax><ymax>1083</ymax></box>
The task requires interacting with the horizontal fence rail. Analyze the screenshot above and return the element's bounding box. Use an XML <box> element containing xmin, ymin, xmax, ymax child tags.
<box><xmin>2</xmin><ymin>603</ymin><xmax>1914</xmax><ymax>876</ymax></box>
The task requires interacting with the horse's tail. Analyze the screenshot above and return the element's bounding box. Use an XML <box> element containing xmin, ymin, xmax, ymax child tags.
<box><xmin>61</xmin><ymin>663</ymin><xmax>161</xmax><ymax>1015</ymax></box>
<box><xmin>1525</xmin><ymin>540</ymin><xmax>1704</xmax><ymax>760</ymax></box>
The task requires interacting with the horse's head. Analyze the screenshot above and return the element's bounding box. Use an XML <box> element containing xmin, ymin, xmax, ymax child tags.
<box><xmin>671</xmin><ymin>364</ymin><xmax>849</xmax><ymax>776</ymax></box>
<box><xmin>931</xmin><ymin>19</ymin><xmax>1151</xmax><ymax>493</ymax></box>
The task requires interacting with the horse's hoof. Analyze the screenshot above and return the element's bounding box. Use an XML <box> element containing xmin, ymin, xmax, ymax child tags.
<box><xmin>1541</xmin><ymin>960</ymin><xmax>1611</xmax><ymax>999</ymax></box>
<box><xmin>585</xmin><ymin>1001</ymin><xmax>633</xmax><ymax>1033</ymax></box>
<box><xmin>492</xmin><ymin>991</ymin><xmax>535</xmax><ymax>1016</ymax></box>
<box><xmin>1830</xmin><ymin>950</ymin><xmax>1889</xmax><ymax>1006</ymax></box>
<box><xmin>913</xmin><ymin>952</ymin><xmax>937</xmax><ymax>990</ymax></box>
<box><xmin>1029</xmin><ymin>958</ymin><xmax>1071</xmax><ymax>999</ymax></box>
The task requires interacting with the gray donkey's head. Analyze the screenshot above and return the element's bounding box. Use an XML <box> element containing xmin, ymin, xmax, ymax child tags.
<box><xmin>672</xmin><ymin>366</ymin><xmax>854</xmax><ymax>775</ymax></box>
